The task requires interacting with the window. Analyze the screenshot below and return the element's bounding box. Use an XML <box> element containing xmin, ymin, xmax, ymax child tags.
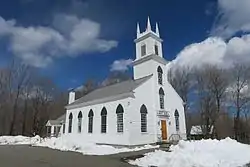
<box><xmin>175</xmin><ymin>110</ymin><xmax>180</xmax><ymax>131</ymax></box>
<box><xmin>47</xmin><ymin>126</ymin><xmax>51</xmax><ymax>136</ymax></box>
<box><xmin>116</xmin><ymin>104</ymin><xmax>124</xmax><ymax>133</ymax></box>
<box><xmin>101</xmin><ymin>107</ymin><xmax>107</xmax><ymax>133</ymax></box>
<box><xmin>78</xmin><ymin>111</ymin><xmax>83</xmax><ymax>133</ymax></box>
<box><xmin>141</xmin><ymin>44</ymin><xmax>146</xmax><ymax>56</ymax></box>
<box><xmin>88</xmin><ymin>110</ymin><xmax>94</xmax><ymax>133</ymax></box>
<box><xmin>53</xmin><ymin>126</ymin><xmax>56</xmax><ymax>135</ymax></box>
<box><xmin>157</xmin><ymin>66</ymin><xmax>163</xmax><ymax>85</ymax></box>
<box><xmin>155</xmin><ymin>45</ymin><xmax>159</xmax><ymax>55</ymax></box>
<box><xmin>140</xmin><ymin>105</ymin><xmax>148</xmax><ymax>132</ymax></box>
<box><xmin>159</xmin><ymin>88</ymin><xmax>165</xmax><ymax>109</ymax></box>
<box><xmin>63</xmin><ymin>124</ymin><xmax>65</xmax><ymax>134</ymax></box>
<box><xmin>68</xmin><ymin>113</ymin><xmax>73</xmax><ymax>133</ymax></box>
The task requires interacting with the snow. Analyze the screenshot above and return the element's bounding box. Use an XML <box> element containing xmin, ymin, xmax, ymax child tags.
<box><xmin>0</xmin><ymin>135</ymin><xmax>158</xmax><ymax>155</ymax></box>
<box><xmin>190</xmin><ymin>125</ymin><xmax>213</xmax><ymax>135</ymax></box>
<box><xmin>130</xmin><ymin>138</ymin><xmax>250</xmax><ymax>167</ymax></box>
<box><xmin>0</xmin><ymin>135</ymin><xmax>41</xmax><ymax>145</ymax></box>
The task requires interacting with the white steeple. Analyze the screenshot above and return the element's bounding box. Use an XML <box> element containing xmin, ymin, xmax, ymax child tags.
<box><xmin>147</xmin><ymin>16</ymin><xmax>152</xmax><ymax>32</ymax></box>
<box><xmin>137</xmin><ymin>23</ymin><xmax>140</xmax><ymax>38</ymax></box>
<box><xmin>133</xmin><ymin>18</ymin><xmax>166</xmax><ymax>80</ymax></box>
<box><xmin>156</xmin><ymin>22</ymin><xmax>160</xmax><ymax>37</ymax></box>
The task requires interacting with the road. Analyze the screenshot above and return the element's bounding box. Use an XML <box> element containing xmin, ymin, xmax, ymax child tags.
<box><xmin>0</xmin><ymin>145</ymin><xmax>155</xmax><ymax>167</ymax></box>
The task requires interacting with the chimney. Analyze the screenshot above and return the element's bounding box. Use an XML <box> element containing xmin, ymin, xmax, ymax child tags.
<box><xmin>68</xmin><ymin>91</ymin><xmax>75</xmax><ymax>104</ymax></box>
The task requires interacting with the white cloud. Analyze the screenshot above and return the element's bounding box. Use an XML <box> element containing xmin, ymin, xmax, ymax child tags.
<box><xmin>211</xmin><ymin>0</ymin><xmax>250</xmax><ymax>38</ymax></box>
<box><xmin>110</xmin><ymin>59</ymin><xmax>133</xmax><ymax>72</ymax></box>
<box><xmin>171</xmin><ymin>35</ymin><xmax>250</xmax><ymax>69</ymax></box>
<box><xmin>0</xmin><ymin>15</ymin><xmax>118</xmax><ymax>67</ymax></box>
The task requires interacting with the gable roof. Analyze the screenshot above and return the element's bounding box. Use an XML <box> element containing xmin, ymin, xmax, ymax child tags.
<box><xmin>66</xmin><ymin>75</ymin><xmax>152</xmax><ymax>109</ymax></box>
<box><xmin>46</xmin><ymin>114</ymin><xmax>66</xmax><ymax>126</ymax></box>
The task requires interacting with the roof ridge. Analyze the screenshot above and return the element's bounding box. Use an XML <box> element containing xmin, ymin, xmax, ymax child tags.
<box><xmin>66</xmin><ymin>74</ymin><xmax>153</xmax><ymax>109</ymax></box>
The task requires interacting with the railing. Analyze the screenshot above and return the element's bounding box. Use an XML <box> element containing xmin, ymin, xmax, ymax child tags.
<box><xmin>169</xmin><ymin>134</ymin><xmax>181</xmax><ymax>143</ymax></box>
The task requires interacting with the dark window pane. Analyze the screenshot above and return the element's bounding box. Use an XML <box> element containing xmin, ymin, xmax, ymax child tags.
<box><xmin>141</xmin><ymin>45</ymin><xmax>146</xmax><ymax>56</ymax></box>
<box><xmin>117</xmin><ymin>113</ymin><xmax>123</xmax><ymax>133</ymax></box>
<box><xmin>88</xmin><ymin>117</ymin><xmax>93</xmax><ymax>133</ymax></box>
<box><xmin>141</xmin><ymin>113</ymin><xmax>147</xmax><ymax>132</ymax></box>
<box><xmin>155</xmin><ymin>45</ymin><xmax>159</xmax><ymax>55</ymax></box>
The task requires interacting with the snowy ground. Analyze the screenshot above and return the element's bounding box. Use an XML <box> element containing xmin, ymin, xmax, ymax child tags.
<box><xmin>130</xmin><ymin>138</ymin><xmax>250</xmax><ymax>167</ymax></box>
<box><xmin>0</xmin><ymin>135</ymin><xmax>158</xmax><ymax>155</ymax></box>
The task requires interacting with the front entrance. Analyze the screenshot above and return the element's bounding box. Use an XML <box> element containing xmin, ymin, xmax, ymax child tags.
<box><xmin>161</xmin><ymin>120</ymin><xmax>167</xmax><ymax>140</ymax></box>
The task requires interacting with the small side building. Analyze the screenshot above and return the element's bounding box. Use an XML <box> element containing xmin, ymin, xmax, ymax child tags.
<box><xmin>46</xmin><ymin>114</ymin><xmax>66</xmax><ymax>137</ymax></box>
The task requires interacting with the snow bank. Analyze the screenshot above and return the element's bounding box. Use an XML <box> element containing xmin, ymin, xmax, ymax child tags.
<box><xmin>0</xmin><ymin>135</ymin><xmax>158</xmax><ymax>155</ymax></box>
<box><xmin>0</xmin><ymin>135</ymin><xmax>41</xmax><ymax>145</ymax></box>
<box><xmin>34</xmin><ymin>136</ymin><xmax>157</xmax><ymax>155</ymax></box>
<box><xmin>130</xmin><ymin>138</ymin><xmax>250</xmax><ymax>167</ymax></box>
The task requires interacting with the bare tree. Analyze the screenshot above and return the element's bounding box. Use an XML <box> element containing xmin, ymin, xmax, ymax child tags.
<box><xmin>168</xmin><ymin>66</ymin><xmax>192</xmax><ymax>113</ymax></box>
<box><xmin>204</xmin><ymin>65</ymin><xmax>228</xmax><ymax>137</ymax></box>
<box><xmin>8</xmin><ymin>62</ymin><xmax>30</xmax><ymax>135</ymax></box>
<box><xmin>193</xmin><ymin>65</ymin><xmax>228</xmax><ymax>138</ymax></box>
<box><xmin>227</xmin><ymin>63</ymin><xmax>250</xmax><ymax>140</ymax></box>
<box><xmin>31</xmin><ymin>77</ymin><xmax>56</xmax><ymax>136</ymax></box>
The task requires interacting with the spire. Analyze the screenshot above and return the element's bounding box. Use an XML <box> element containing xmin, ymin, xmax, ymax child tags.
<box><xmin>147</xmin><ymin>16</ymin><xmax>151</xmax><ymax>31</ymax></box>
<box><xmin>156</xmin><ymin>22</ymin><xmax>160</xmax><ymax>37</ymax></box>
<box><xmin>137</xmin><ymin>22</ymin><xmax>140</xmax><ymax>38</ymax></box>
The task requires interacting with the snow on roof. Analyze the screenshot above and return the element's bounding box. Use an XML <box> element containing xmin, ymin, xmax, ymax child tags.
<box><xmin>46</xmin><ymin>114</ymin><xmax>66</xmax><ymax>126</ymax></box>
<box><xmin>190</xmin><ymin>125</ymin><xmax>213</xmax><ymax>135</ymax></box>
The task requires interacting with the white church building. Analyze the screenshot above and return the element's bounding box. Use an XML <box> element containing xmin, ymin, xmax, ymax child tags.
<box><xmin>46</xmin><ymin>18</ymin><xmax>187</xmax><ymax>146</ymax></box>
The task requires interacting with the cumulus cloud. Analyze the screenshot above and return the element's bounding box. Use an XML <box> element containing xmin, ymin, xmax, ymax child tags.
<box><xmin>211</xmin><ymin>0</ymin><xmax>250</xmax><ymax>38</ymax></box>
<box><xmin>0</xmin><ymin>15</ymin><xmax>118</xmax><ymax>67</ymax></box>
<box><xmin>171</xmin><ymin>35</ymin><xmax>250</xmax><ymax>69</ymax></box>
<box><xmin>171</xmin><ymin>0</ymin><xmax>250</xmax><ymax>70</ymax></box>
<box><xmin>110</xmin><ymin>59</ymin><xmax>133</xmax><ymax>71</ymax></box>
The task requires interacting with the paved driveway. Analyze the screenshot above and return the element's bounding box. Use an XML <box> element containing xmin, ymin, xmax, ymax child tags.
<box><xmin>0</xmin><ymin>145</ymin><xmax>155</xmax><ymax>167</ymax></box>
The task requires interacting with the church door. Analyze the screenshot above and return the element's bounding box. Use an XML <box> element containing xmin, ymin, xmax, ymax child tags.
<box><xmin>161</xmin><ymin>120</ymin><xmax>167</xmax><ymax>140</ymax></box>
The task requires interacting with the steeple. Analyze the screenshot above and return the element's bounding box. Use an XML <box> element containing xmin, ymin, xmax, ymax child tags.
<box><xmin>156</xmin><ymin>22</ymin><xmax>160</xmax><ymax>37</ymax></box>
<box><xmin>147</xmin><ymin>16</ymin><xmax>152</xmax><ymax>31</ymax></box>
<box><xmin>137</xmin><ymin>23</ymin><xmax>140</xmax><ymax>38</ymax></box>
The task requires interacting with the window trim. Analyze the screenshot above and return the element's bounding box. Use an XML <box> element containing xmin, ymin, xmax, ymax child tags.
<box><xmin>155</xmin><ymin>44</ymin><xmax>159</xmax><ymax>55</ymax></box>
<box><xmin>175</xmin><ymin>110</ymin><xmax>180</xmax><ymax>131</ymax></box>
<box><xmin>141</xmin><ymin>44</ymin><xmax>146</xmax><ymax>57</ymax></box>
<box><xmin>140</xmin><ymin>105</ymin><xmax>148</xmax><ymax>133</ymax></box>
<box><xmin>159</xmin><ymin>88</ymin><xmax>165</xmax><ymax>109</ymax></box>
<box><xmin>68</xmin><ymin>113</ymin><xmax>73</xmax><ymax>133</ymax></box>
<box><xmin>116</xmin><ymin>104</ymin><xmax>124</xmax><ymax>133</ymax></box>
<box><xmin>101</xmin><ymin>107</ymin><xmax>107</xmax><ymax>133</ymax></box>
<box><xmin>157</xmin><ymin>66</ymin><xmax>163</xmax><ymax>85</ymax></box>
<box><xmin>88</xmin><ymin>110</ymin><xmax>94</xmax><ymax>133</ymax></box>
<box><xmin>77</xmin><ymin>111</ymin><xmax>83</xmax><ymax>133</ymax></box>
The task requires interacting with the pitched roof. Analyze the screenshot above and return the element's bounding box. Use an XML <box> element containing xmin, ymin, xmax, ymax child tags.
<box><xmin>46</xmin><ymin>114</ymin><xmax>66</xmax><ymax>126</ymax></box>
<box><xmin>66</xmin><ymin>75</ymin><xmax>152</xmax><ymax>108</ymax></box>
<box><xmin>56</xmin><ymin>114</ymin><xmax>66</xmax><ymax>122</ymax></box>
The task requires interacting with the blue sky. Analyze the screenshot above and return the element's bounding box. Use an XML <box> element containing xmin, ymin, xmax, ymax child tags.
<box><xmin>0</xmin><ymin>0</ymin><xmax>250</xmax><ymax>90</ymax></box>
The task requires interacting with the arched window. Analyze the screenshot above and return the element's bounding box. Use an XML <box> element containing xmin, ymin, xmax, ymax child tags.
<box><xmin>68</xmin><ymin>113</ymin><xmax>73</xmax><ymax>133</ymax></box>
<box><xmin>159</xmin><ymin>88</ymin><xmax>165</xmax><ymax>109</ymax></box>
<box><xmin>140</xmin><ymin>105</ymin><xmax>148</xmax><ymax>132</ymax></box>
<box><xmin>116</xmin><ymin>104</ymin><xmax>124</xmax><ymax>133</ymax></box>
<box><xmin>88</xmin><ymin>110</ymin><xmax>94</xmax><ymax>133</ymax></box>
<box><xmin>175</xmin><ymin>110</ymin><xmax>180</xmax><ymax>131</ymax></box>
<box><xmin>101</xmin><ymin>107</ymin><xmax>107</xmax><ymax>133</ymax></box>
<box><xmin>78</xmin><ymin>111</ymin><xmax>83</xmax><ymax>133</ymax></box>
<box><xmin>157</xmin><ymin>66</ymin><xmax>163</xmax><ymax>85</ymax></box>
